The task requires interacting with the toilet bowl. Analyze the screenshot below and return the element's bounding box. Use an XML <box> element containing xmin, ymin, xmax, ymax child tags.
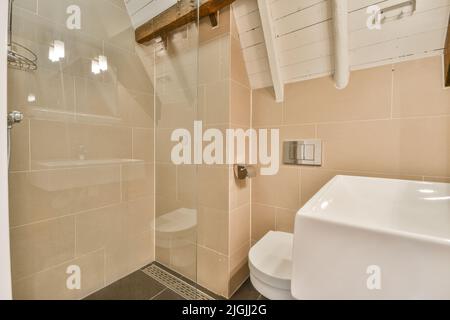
<box><xmin>249</xmin><ymin>231</ymin><xmax>294</xmax><ymax>300</ymax></box>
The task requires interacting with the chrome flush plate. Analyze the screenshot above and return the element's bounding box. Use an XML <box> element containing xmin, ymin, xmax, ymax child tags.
<box><xmin>283</xmin><ymin>139</ymin><xmax>322</xmax><ymax>166</ymax></box>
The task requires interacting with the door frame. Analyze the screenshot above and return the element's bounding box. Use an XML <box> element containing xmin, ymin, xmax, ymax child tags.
<box><xmin>0</xmin><ymin>0</ymin><xmax>13</xmax><ymax>300</ymax></box>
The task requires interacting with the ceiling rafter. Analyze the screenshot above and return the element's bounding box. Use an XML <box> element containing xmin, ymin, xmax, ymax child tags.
<box><xmin>257</xmin><ymin>0</ymin><xmax>284</xmax><ymax>102</ymax></box>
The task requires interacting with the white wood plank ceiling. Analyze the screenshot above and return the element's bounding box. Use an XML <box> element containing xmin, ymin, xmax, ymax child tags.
<box><xmin>124</xmin><ymin>0</ymin><xmax>177</xmax><ymax>28</ymax></box>
<box><xmin>232</xmin><ymin>0</ymin><xmax>450</xmax><ymax>95</ymax></box>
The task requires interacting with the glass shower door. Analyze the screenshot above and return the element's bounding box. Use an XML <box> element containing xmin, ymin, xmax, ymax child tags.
<box><xmin>7</xmin><ymin>0</ymin><xmax>157</xmax><ymax>299</ymax></box>
<box><xmin>153</xmin><ymin>6</ymin><xmax>200</xmax><ymax>291</ymax></box>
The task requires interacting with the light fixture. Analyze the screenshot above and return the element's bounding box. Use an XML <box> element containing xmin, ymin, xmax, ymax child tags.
<box><xmin>91</xmin><ymin>55</ymin><xmax>108</xmax><ymax>75</ymax></box>
<box><xmin>48</xmin><ymin>40</ymin><xmax>65</xmax><ymax>62</ymax></box>
<box><xmin>27</xmin><ymin>93</ymin><xmax>36</xmax><ymax>103</ymax></box>
<box><xmin>98</xmin><ymin>55</ymin><xmax>108</xmax><ymax>71</ymax></box>
<box><xmin>91</xmin><ymin>60</ymin><xmax>101</xmax><ymax>74</ymax></box>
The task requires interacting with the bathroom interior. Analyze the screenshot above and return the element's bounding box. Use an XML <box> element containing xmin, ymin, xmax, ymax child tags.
<box><xmin>0</xmin><ymin>0</ymin><xmax>449</xmax><ymax>300</ymax></box>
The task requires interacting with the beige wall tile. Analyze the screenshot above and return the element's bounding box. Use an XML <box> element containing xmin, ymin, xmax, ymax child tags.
<box><xmin>155</xmin><ymin>163</ymin><xmax>176</xmax><ymax>199</ymax></box>
<box><xmin>198</xmin><ymin>206</ymin><xmax>229</xmax><ymax>255</ymax></box>
<box><xmin>230</xmin><ymin>80</ymin><xmax>251</xmax><ymax>127</ymax></box>
<box><xmin>133</xmin><ymin>128</ymin><xmax>154</xmax><ymax>162</ymax></box>
<box><xmin>230</xmin><ymin>168</ymin><xmax>251</xmax><ymax>211</ymax></box>
<box><xmin>204</xmin><ymin>79</ymin><xmax>230</xmax><ymax>125</ymax></box>
<box><xmin>9</xmin><ymin>166</ymin><xmax>121</xmax><ymax>227</ymax></box>
<box><xmin>393</xmin><ymin>56</ymin><xmax>450</xmax><ymax>118</ymax></box>
<box><xmin>10</xmin><ymin>216</ymin><xmax>75</xmax><ymax>280</ymax></box>
<box><xmin>14</xmin><ymin>0</ymin><xmax>37</xmax><ymax>12</ymax></box>
<box><xmin>75</xmin><ymin>77</ymin><xmax>125</xmax><ymax>122</ymax></box>
<box><xmin>104</xmin><ymin>230</ymin><xmax>154</xmax><ymax>285</ymax></box>
<box><xmin>155</xmin><ymin>246</ymin><xmax>171</xmax><ymax>269</ymax></box>
<box><xmin>317</xmin><ymin>120</ymin><xmax>398</xmax><ymax>173</ymax></box>
<box><xmin>284</xmin><ymin>65</ymin><xmax>392</xmax><ymax>124</ymax></box>
<box><xmin>8</xmin><ymin>68</ymin><xmax>75</xmax><ymax>119</ymax></box>
<box><xmin>229</xmin><ymin>242</ymin><xmax>250</xmax><ymax>297</ymax></box>
<box><xmin>199</xmin><ymin>36</ymin><xmax>230</xmax><ymax>86</ymax></box>
<box><xmin>156</xmin><ymin>128</ymin><xmax>177</xmax><ymax>163</ymax></box>
<box><xmin>126</xmin><ymin>196</ymin><xmax>154</xmax><ymax>235</ymax></box>
<box><xmin>252</xmin><ymin>166</ymin><xmax>300</xmax><ymax>210</ymax></box>
<box><xmin>30</xmin><ymin>120</ymin><xmax>132</xmax><ymax>169</ymax></box>
<box><xmin>317</xmin><ymin>117</ymin><xmax>450</xmax><ymax>177</ymax></box>
<box><xmin>197</xmin><ymin>246</ymin><xmax>228</xmax><ymax>297</ymax></box>
<box><xmin>119</xmin><ymin>86</ymin><xmax>154</xmax><ymax>128</ymax></box>
<box><xmin>231</xmin><ymin>36</ymin><xmax>250</xmax><ymax>88</ymax></box>
<box><xmin>251</xmin><ymin>203</ymin><xmax>276</xmax><ymax>242</ymax></box>
<box><xmin>171</xmin><ymin>241</ymin><xmax>197</xmax><ymax>281</ymax></box>
<box><xmin>75</xmin><ymin>204</ymin><xmax>125</xmax><ymax>256</ymax></box>
<box><xmin>177</xmin><ymin>165</ymin><xmax>198</xmax><ymax>208</ymax></box>
<box><xmin>276</xmin><ymin>208</ymin><xmax>296</xmax><ymax>233</ymax></box>
<box><xmin>122</xmin><ymin>162</ymin><xmax>154</xmax><ymax>201</ymax></box>
<box><xmin>252</xmin><ymin>88</ymin><xmax>283</xmax><ymax>127</ymax></box>
<box><xmin>156</xmin><ymin>101</ymin><xmax>196</xmax><ymax>129</ymax></box>
<box><xmin>13</xmin><ymin>250</ymin><xmax>105</xmax><ymax>300</ymax></box>
<box><xmin>104</xmin><ymin>44</ymin><xmax>154</xmax><ymax>93</ymax></box>
<box><xmin>394</xmin><ymin>116</ymin><xmax>450</xmax><ymax>177</ymax></box>
<box><xmin>9</xmin><ymin>119</ymin><xmax>30</xmax><ymax>172</ymax></box>
<box><xmin>230</xmin><ymin>204</ymin><xmax>251</xmax><ymax>255</ymax></box>
<box><xmin>198</xmin><ymin>166</ymin><xmax>229</xmax><ymax>210</ymax></box>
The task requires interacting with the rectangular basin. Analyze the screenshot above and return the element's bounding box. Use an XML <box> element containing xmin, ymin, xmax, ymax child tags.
<box><xmin>292</xmin><ymin>175</ymin><xmax>450</xmax><ymax>300</ymax></box>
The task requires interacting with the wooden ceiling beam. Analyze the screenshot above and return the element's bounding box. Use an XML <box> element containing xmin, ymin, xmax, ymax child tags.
<box><xmin>135</xmin><ymin>0</ymin><xmax>236</xmax><ymax>44</ymax></box>
<box><xmin>445</xmin><ymin>15</ymin><xmax>450</xmax><ymax>87</ymax></box>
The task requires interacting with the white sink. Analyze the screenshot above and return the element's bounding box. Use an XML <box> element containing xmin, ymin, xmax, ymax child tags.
<box><xmin>292</xmin><ymin>175</ymin><xmax>450</xmax><ymax>300</ymax></box>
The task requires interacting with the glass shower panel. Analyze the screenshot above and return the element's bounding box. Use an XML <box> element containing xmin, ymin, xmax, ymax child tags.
<box><xmin>7</xmin><ymin>0</ymin><xmax>157</xmax><ymax>299</ymax></box>
<box><xmin>154</xmin><ymin>11</ymin><xmax>200</xmax><ymax>284</ymax></box>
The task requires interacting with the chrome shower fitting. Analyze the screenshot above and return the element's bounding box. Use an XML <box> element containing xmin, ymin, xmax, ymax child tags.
<box><xmin>7</xmin><ymin>111</ymin><xmax>24</xmax><ymax>129</ymax></box>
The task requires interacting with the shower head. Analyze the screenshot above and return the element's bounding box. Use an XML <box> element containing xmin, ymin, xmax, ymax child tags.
<box><xmin>7</xmin><ymin>0</ymin><xmax>37</xmax><ymax>72</ymax></box>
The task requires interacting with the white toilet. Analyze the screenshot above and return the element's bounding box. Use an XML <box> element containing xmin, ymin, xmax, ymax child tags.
<box><xmin>248</xmin><ymin>231</ymin><xmax>294</xmax><ymax>300</ymax></box>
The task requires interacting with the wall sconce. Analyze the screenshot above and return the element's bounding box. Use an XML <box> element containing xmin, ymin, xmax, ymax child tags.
<box><xmin>48</xmin><ymin>40</ymin><xmax>65</xmax><ymax>62</ymax></box>
<box><xmin>91</xmin><ymin>55</ymin><xmax>108</xmax><ymax>74</ymax></box>
<box><xmin>27</xmin><ymin>93</ymin><xmax>36</xmax><ymax>103</ymax></box>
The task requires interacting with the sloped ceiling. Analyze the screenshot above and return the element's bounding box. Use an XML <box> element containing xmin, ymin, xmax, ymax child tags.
<box><xmin>124</xmin><ymin>0</ymin><xmax>177</xmax><ymax>28</ymax></box>
<box><xmin>232</xmin><ymin>0</ymin><xmax>450</xmax><ymax>92</ymax></box>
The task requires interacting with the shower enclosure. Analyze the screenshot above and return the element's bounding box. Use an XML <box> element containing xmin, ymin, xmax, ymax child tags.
<box><xmin>5</xmin><ymin>0</ymin><xmax>201</xmax><ymax>299</ymax></box>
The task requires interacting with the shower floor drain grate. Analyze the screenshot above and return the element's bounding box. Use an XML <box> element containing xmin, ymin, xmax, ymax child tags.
<box><xmin>142</xmin><ymin>264</ymin><xmax>214</xmax><ymax>300</ymax></box>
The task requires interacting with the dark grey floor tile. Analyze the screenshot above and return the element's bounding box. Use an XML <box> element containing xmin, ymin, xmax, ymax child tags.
<box><xmin>152</xmin><ymin>289</ymin><xmax>185</xmax><ymax>300</ymax></box>
<box><xmin>231</xmin><ymin>279</ymin><xmax>261</xmax><ymax>300</ymax></box>
<box><xmin>85</xmin><ymin>271</ymin><xmax>165</xmax><ymax>300</ymax></box>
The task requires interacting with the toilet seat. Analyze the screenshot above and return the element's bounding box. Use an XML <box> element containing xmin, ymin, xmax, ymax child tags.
<box><xmin>248</xmin><ymin>231</ymin><xmax>294</xmax><ymax>300</ymax></box>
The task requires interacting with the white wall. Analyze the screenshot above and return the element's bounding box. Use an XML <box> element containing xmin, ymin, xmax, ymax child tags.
<box><xmin>0</xmin><ymin>0</ymin><xmax>13</xmax><ymax>300</ymax></box>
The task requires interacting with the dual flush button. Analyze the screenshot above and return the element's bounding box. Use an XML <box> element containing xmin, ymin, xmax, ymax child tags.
<box><xmin>283</xmin><ymin>140</ymin><xmax>322</xmax><ymax>166</ymax></box>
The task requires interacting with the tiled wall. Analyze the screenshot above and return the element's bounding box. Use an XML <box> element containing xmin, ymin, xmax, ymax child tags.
<box><xmin>8</xmin><ymin>0</ymin><xmax>155</xmax><ymax>299</ymax></box>
<box><xmin>251</xmin><ymin>55</ymin><xmax>450</xmax><ymax>243</ymax></box>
